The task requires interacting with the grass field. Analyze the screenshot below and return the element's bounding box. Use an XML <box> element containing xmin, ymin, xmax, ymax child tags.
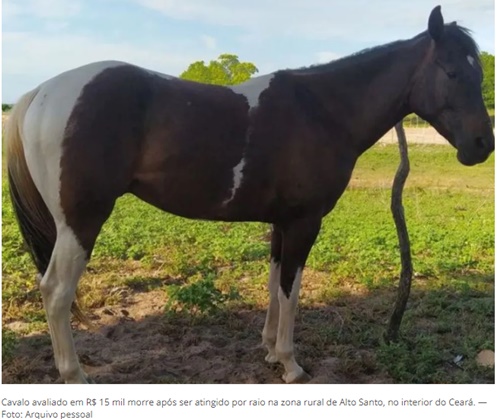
<box><xmin>2</xmin><ymin>143</ymin><xmax>494</xmax><ymax>384</ymax></box>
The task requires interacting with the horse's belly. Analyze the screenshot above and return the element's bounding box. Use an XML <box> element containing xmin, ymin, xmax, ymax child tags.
<box><xmin>128</xmin><ymin>159</ymin><xmax>272</xmax><ymax>222</ymax></box>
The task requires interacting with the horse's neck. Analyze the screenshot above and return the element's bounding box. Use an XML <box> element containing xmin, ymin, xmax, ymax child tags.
<box><xmin>302</xmin><ymin>36</ymin><xmax>429</xmax><ymax>153</ymax></box>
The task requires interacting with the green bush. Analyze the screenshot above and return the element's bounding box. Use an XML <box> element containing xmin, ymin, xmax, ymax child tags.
<box><xmin>165</xmin><ymin>274</ymin><xmax>240</xmax><ymax>315</ymax></box>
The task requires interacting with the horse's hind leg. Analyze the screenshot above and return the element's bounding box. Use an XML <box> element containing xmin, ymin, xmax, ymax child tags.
<box><xmin>39</xmin><ymin>223</ymin><xmax>89</xmax><ymax>384</ymax></box>
<box><xmin>262</xmin><ymin>225</ymin><xmax>282</xmax><ymax>362</ymax></box>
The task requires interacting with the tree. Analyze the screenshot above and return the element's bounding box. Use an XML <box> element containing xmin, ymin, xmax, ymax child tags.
<box><xmin>180</xmin><ymin>54</ymin><xmax>258</xmax><ymax>86</ymax></box>
<box><xmin>480</xmin><ymin>52</ymin><xmax>494</xmax><ymax>109</ymax></box>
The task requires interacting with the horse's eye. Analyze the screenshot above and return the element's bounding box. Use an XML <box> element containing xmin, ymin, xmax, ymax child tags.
<box><xmin>447</xmin><ymin>71</ymin><xmax>457</xmax><ymax>79</ymax></box>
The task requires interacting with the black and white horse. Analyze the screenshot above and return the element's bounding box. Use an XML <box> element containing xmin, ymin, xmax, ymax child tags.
<box><xmin>6</xmin><ymin>6</ymin><xmax>493</xmax><ymax>383</ymax></box>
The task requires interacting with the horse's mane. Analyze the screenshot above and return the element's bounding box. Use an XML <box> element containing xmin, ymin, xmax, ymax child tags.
<box><xmin>445</xmin><ymin>24</ymin><xmax>481</xmax><ymax>63</ymax></box>
<box><xmin>288</xmin><ymin>23</ymin><xmax>481</xmax><ymax>76</ymax></box>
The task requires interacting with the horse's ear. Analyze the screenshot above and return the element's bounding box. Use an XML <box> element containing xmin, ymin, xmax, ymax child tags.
<box><xmin>428</xmin><ymin>5</ymin><xmax>444</xmax><ymax>41</ymax></box>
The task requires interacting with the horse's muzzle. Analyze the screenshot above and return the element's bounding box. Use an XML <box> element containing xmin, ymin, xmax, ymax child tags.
<box><xmin>457</xmin><ymin>136</ymin><xmax>494</xmax><ymax>166</ymax></box>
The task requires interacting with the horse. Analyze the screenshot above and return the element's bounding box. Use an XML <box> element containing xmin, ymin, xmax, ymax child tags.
<box><xmin>5</xmin><ymin>6</ymin><xmax>494</xmax><ymax>384</ymax></box>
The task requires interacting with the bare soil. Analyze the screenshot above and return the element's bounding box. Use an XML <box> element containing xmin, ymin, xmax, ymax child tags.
<box><xmin>2</xmin><ymin>288</ymin><xmax>394</xmax><ymax>384</ymax></box>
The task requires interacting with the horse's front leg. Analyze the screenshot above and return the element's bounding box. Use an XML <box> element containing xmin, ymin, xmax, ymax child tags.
<box><xmin>274</xmin><ymin>216</ymin><xmax>321</xmax><ymax>383</ymax></box>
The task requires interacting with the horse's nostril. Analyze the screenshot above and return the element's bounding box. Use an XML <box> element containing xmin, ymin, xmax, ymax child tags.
<box><xmin>474</xmin><ymin>137</ymin><xmax>485</xmax><ymax>149</ymax></box>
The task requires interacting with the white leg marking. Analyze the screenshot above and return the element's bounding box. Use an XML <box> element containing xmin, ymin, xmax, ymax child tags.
<box><xmin>222</xmin><ymin>157</ymin><xmax>246</xmax><ymax>205</ymax></box>
<box><xmin>39</xmin><ymin>224</ymin><xmax>88</xmax><ymax>383</ymax></box>
<box><xmin>262</xmin><ymin>258</ymin><xmax>280</xmax><ymax>363</ymax></box>
<box><xmin>276</xmin><ymin>268</ymin><xmax>308</xmax><ymax>383</ymax></box>
<box><xmin>467</xmin><ymin>55</ymin><xmax>475</xmax><ymax>67</ymax></box>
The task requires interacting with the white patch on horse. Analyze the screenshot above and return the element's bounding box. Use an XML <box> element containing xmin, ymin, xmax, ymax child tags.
<box><xmin>38</xmin><ymin>224</ymin><xmax>89</xmax><ymax>383</ymax></box>
<box><xmin>223</xmin><ymin>157</ymin><xmax>246</xmax><ymax>205</ymax></box>
<box><xmin>222</xmin><ymin>126</ymin><xmax>254</xmax><ymax>205</ymax></box>
<box><xmin>467</xmin><ymin>55</ymin><xmax>475</xmax><ymax>67</ymax></box>
<box><xmin>23</xmin><ymin>61</ymin><xmax>127</xmax><ymax>219</ymax></box>
<box><xmin>276</xmin><ymin>268</ymin><xmax>305</xmax><ymax>383</ymax></box>
<box><xmin>262</xmin><ymin>258</ymin><xmax>281</xmax><ymax>363</ymax></box>
<box><xmin>229</xmin><ymin>73</ymin><xmax>275</xmax><ymax>109</ymax></box>
<box><xmin>20</xmin><ymin>60</ymin><xmax>128</xmax><ymax>382</ymax></box>
<box><xmin>222</xmin><ymin>75</ymin><xmax>274</xmax><ymax>205</ymax></box>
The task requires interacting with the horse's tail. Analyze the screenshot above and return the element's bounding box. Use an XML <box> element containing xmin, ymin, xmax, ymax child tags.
<box><xmin>5</xmin><ymin>86</ymin><xmax>57</xmax><ymax>275</ymax></box>
<box><xmin>5</xmin><ymin>87</ymin><xmax>90</xmax><ymax>325</ymax></box>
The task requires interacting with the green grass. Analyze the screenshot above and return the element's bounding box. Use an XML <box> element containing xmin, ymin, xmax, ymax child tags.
<box><xmin>2</xmin><ymin>143</ymin><xmax>494</xmax><ymax>383</ymax></box>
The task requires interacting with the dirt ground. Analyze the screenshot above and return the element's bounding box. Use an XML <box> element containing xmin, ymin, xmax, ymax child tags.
<box><xmin>2</xmin><ymin>287</ymin><xmax>395</xmax><ymax>384</ymax></box>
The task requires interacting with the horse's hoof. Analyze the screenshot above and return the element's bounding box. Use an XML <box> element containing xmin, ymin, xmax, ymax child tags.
<box><xmin>282</xmin><ymin>369</ymin><xmax>312</xmax><ymax>384</ymax></box>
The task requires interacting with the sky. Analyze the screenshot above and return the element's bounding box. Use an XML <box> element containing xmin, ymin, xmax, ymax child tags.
<box><xmin>1</xmin><ymin>0</ymin><xmax>496</xmax><ymax>103</ymax></box>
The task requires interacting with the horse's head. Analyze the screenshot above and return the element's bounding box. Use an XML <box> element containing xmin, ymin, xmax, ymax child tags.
<box><xmin>409</xmin><ymin>6</ymin><xmax>494</xmax><ymax>166</ymax></box>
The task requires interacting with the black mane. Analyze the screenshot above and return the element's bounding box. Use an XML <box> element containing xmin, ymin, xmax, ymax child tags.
<box><xmin>289</xmin><ymin>23</ymin><xmax>480</xmax><ymax>76</ymax></box>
